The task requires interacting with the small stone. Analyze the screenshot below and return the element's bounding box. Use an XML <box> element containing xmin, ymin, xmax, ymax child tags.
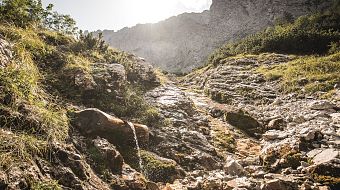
<box><xmin>312</xmin><ymin>149</ymin><xmax>339</xmax><ymax>165</ymax></box>
<box><xmin>300</xmin><ymin>128</ymin><xmax>316</xmax><ymax>141</ymax></box>
<box><xmin>293</xmin><ymin>116</ymin><xmax>305</xmax><ymax>124</ymax></box>
<box><xmin>281</xmin><ymin>168</ymin><xmax>292</xmax><ymax>175</ymax></box>
<box><xmin>310</xmin><ymin>100</ymin><xmax>336</xmax><ymax>110</ymax></box>
<box><xmin>307</xmin><ymin>149</ymin><xmax>323</xmax><ymax>158</ymax></box>
<box><xmin>301</xmin><ymin>161</ymin><xmax>309</xmax><ymax>167</ymax></box>
<box><xmin>267</xmin><ymin>118</ymin><xmax>285</xmax><ymax>130</ymax></box>
<box><xmin>224</xmin><ymin>160</ymin><xmax>246</xmax><ymax>176</ymax></box>
<box><xmin>272</xmin><ymin>98</ymin><xmax>283</xmax><ymax>105</ymax></box>
<box><xmin>263</xmin><ymin>130</ymin><xmax>287</xmax><ymax>140</ymax></box>
<box><xmin>318</xmin><ymin>186</ymin><xmax>330</xmax><ymax>190</ymax></box>
<box><xmin>261</xmin><ymin>179</ymin><xmax>298</xmax><ymax>190</ymax></box>
<box><xmin>146</xmin><ymin>181</ymin><xmax>159</xmax><ymax>190</ymax></box>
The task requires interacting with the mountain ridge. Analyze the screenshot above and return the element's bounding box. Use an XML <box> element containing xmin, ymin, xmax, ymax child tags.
<box><xmin>96</xmin><ymin>0</ymin><xmax>333</xmax><ymax>73</ymax></box>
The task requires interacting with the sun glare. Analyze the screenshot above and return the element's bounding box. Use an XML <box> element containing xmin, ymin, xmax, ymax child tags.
<box><xmin>129</xmin><ymin>0</ymin><xmax>212</xmax><ymax>24</ymax></box>
<box><xmin>130</xmin><ymin>0</ymin><xmax>177</xmax><ymax>23</ymax></box>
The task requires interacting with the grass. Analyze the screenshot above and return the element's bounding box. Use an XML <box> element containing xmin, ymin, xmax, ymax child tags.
<box><xmin>0</xmin><ymin>24</ymin><xmax>69</xmax><ymax>173</ymax></box>
<box><xmin>0</xmin><ymin>29</ymin><xmax>69</xmax><ymax>141</ymax></box>
<box><xmin>30</xmin><ymin>180</ymin><xmax>62</xmax><ymax>190</ymax></box>
<box><xmin>0</xmin><ymin>129</ymin><xmax>48</xmax><ymax>168</ymax></box>
<box><xmin>258</xmin><ymin>51</ymin><xmax>340</xmax><ymax>93</ymax></box>
<box><xmin>201</xmin><ymin>5</ymin><xmax>340</xmax><ymax>95</ymax></box>
<box><xmin>154</xmin><ymin>69</ymin><xmax>169</xmax><ymax>84</ymax></box>
<box><xmin>208</xmin><ymin>8</ymin><xmax>340</xmax><ymax>66</ymax></box>
<box><xmin>0</xmin><ymin>22</ymin><xmax>165</xmax><ymax>188</ymax></box>
<box><xmin>212</xmin><ymin>128</ymin><xmax>236</xmax><ymax>153</ymax></box>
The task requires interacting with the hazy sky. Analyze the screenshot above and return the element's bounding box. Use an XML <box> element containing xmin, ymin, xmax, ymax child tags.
<box><xmin>42</xmin><ymin>0</ymin><xmax>212</xmax><ymax>31</ymax></box>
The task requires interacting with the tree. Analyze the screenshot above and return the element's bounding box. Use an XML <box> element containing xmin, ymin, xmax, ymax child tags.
<box><xmin>0</xmin><ymin>0</ymin><xmax>77</xmax><ymax>34</ymax></box>
<box><xmin>0</xmin><ymin>0</ymin><xmax>45</xmax><ymax>27</ymax></box>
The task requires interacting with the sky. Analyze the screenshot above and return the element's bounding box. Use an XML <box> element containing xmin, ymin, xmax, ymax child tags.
<box><xmin>42</xmin><ymin>0</ymin><xmax>212</xmax><ymax>32</ymax></box>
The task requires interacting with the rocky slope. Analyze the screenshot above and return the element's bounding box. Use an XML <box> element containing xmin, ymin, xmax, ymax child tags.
<box><xmin>176</xmin><ymin>53</ymin><xmax>340</xmax><ymax>189</ymax></box>
<box><xmin>96</xmin><ymin>0</ymin><xmax>332</xmax><ymax>73</ymax></box>
<box><xmin>1</xmin><ymin>34</ymin><xmax>339</xmax><ymax>189</ymax></box>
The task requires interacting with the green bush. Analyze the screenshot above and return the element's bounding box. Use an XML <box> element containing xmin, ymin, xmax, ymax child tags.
<box><xmin>208</xmin><ymin>7</ymin><xmax>340</xmax><ymax>66</ymax></box>
<box><xmin>0</xmin><ymin>0</ymin><xmax>77</xmax><ymax>34</ymax></box>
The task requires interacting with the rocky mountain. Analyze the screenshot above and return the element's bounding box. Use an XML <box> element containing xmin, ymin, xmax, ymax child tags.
<box><xmin>97</xmin><ymin>0</ymin><xmax>332</xmax><ymax>73</ymax></box>
<box><xmin>1</xmin><ymin>0</ymin><xmax>339</xmax><ymax>189</ymax></box>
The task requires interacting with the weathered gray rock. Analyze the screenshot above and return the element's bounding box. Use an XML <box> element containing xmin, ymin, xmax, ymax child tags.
<box><xmin>92</xmin><ymin>137</ymin><xmax>124</xmax><ymax>173</ymax></box>
<box><xmin>300</xmin><ymin>128</ymin><xmax>318</xmax><ymax>141</ymax></box>
<box><xmin>90</xmin><ymin>62</ymin><xmax>126</xmax><ymax>92</ymax></box>
<box><xmin>72</xmin><ymin>108</ymin><xmax>149</xmax><ymax>147</ymax></box>
<box><xmin>224</xmin><ymin>160</ymin><xmax>246</xmax><ymax>176</ymax></box>
<box><xmin>312</xmin><ymin>149</ymin><xmax>339</xmax><ymax>165</ymax></box>
<box><xmin>125</xmin><ymin>56</ymin><xmax>160</xmax><ymax>88</ymax></box>
<box><xmin>226</xmin><ymin>177</ymin><xmax>256</xmax><ymax>189</ymax></box>
<box><xmin>145</xmin><ymin>85</ymin><xmax>222</xmax><ymax>172</ymax></box>
<box><xmin>310</xmin><ymin>100</ymin><xmax>336</xmax><ymax>110</ymax></box>
<box><xmin>263</xmin><ymin>130</ymin><xmax>288</xmax><ymax>140</ymax></box>
<box><xmin>267</xmin><ymin>118</ymin><xmax>285</xmax><ymax>130</ymax></box>
<box><xmin>225</xmin><ymin>110</ymin><xmax>262</xmax><ymax>138</ymax></box>
<box><xmin>261</xmin><ymin>179</ymin><xmax>298</xmax><ymax>190</ymax></box>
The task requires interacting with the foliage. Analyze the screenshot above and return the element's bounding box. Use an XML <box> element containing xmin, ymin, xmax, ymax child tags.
<box><xmin>0</xmin><ymin>130</ymin><xmax>48</xmax><ymax>168</ymax></box>
<box><xmin>208</xmin><ymin>8</ymin><xmax>340</xmax><ymax>66</ymax></box>
<box><xmin>43</xmin><ymin>10</ymin><xmax>77</xmax><ymax>35</ymax></box>
<box><xmin>30</xmin><ymin>180</ymin><xmax>62</xmax><ymax>190</ymax></box>
<box><xmin>0</xmin><ymin>0</ymin><xmax>77</xmax><ymax>34</ymax></box>
<box><xmin>258</xmin><ymin>52</ymin><xmax>340</xmax><ymax>93</ymax></box>
<box><xmin>0</xmin><ymin>25</ymin><xmax>69</xmax><ymax>142</ymax></box>
<box><xmin>72</xmin><ymin>32</ymin><xmax>109</xmax><ymax>54</ymax></box>
<box><xmin>0</xmin><ymin>0</ymin><xmax>45</xmax><ymax>28</ymax></box>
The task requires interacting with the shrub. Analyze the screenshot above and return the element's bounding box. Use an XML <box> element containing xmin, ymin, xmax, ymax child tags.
<box><xmin>0</xmin><ymin>0</ymin><xmax>77</xmax><ymax>34</ymax></box>
<box><xmin>30</xmin><ymin>180</ymin><xmax>62</xmax><ymax>190</ymax></box>
<box><xmin>207</xmin><ymin>7</ymin><xmax>340</xmax><ymax>66</ymax></box>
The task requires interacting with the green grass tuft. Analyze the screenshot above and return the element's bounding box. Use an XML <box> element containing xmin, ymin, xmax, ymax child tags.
<box><xmin>258</xmin><ymin>52</ymin><xmax>340</xmax><ymax>93</ymax></box>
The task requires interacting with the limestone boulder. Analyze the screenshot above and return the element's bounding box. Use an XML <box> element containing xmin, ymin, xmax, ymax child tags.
<box><xmin>72</xmin><ymin>108</ymin><xmax>149</xmax><ymax>147</ymax></box>
<box><xmin>261</xmin><ymin>179</ymin><xmax>298</xmax><ymax>190</ymax></box>
<box><xmin>92</xmin><ymin>137</ymin><xmax>124</xmax><ymax>173</ymax></box>
<box><xmin>310</xmin><ymin>100</ymin><xmax>336</xmax><ymax>110</ymax></box>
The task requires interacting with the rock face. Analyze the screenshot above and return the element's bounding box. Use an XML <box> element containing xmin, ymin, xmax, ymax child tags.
<box><xmin>180</xmin><ymin>53</ymin><xmax>340</xmax><ymax>189</ymax></box>
<box><xmin>182</xmin><ymin>54</ymin><xmax>289</xmax><ymax>105</ymax></box>
<box><xmin>92</xmin><ymin>137</ymin><xmax>124</xmax><ymax>173</ymax></box>
<box><xmin>96</xmin><ymin>0</ymin><xmax>332</xmax><ymax>73</ymax></box>
<box><xmin>72</xmin><ymin>108</ymin><xmax>149</xmax><ymax>147</ymax></box>
<box><xmin>0</xmin><ymin>38</ymin><xmax>12</xmax><ymax>67</ymax></box>
<box><xmin>224</xmin><ymin>110</ymin><xmax>263</xmax><ymax>138</ymax></box>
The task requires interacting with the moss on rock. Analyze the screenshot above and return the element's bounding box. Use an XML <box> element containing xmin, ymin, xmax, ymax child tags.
<box><xmin>140</xmin><ymin>150</ymin><xmax>182</xmax><ymax>183</ymax></box>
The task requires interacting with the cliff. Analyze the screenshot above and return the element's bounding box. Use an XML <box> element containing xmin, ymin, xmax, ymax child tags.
<box><xmin>97</xmin><ymin>0</ymin><xmax>332</xmax><ymax>73</ymax></box>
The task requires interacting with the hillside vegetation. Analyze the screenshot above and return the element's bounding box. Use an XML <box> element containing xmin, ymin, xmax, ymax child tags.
<box><xmin>0</xmin><ymin>0</ymin><xmax>162</xmax><ymax>188</ymax></box>
<box><xmin>207</xmin><ymin>2</ymin><xmax>340</xmax><ymax>94</ymax></box>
